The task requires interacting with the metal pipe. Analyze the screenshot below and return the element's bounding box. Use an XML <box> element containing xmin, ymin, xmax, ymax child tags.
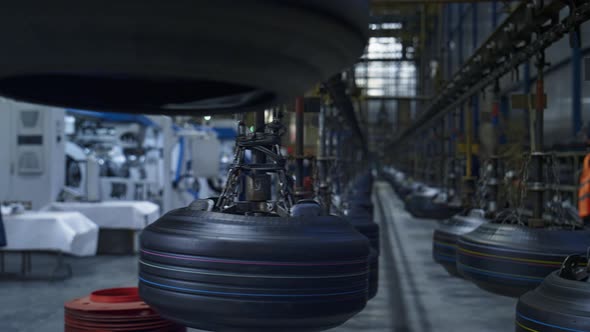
<box><xmin>462</xmin><ymin>101</ymin><xmax>476</xmax><ymax>208</ymax></box>
<box><xmin>439</xmin><ymin>120</ymin><xmax>445</xmax><ymax>188</ymax></box>
<box><xmin>449</xmin><ymin>111</ymin><xmax>456</xmax><ymax>194</ymax></box>
<box><xmin>446</xmin><ymin>4</ymin><xmax>453</xmax><ymax>80</ymax></box>
<box><xmin>531</xmin><ymin>52</ymin><xmax>546</xmax><ymax>222</ymax></box>
<box><xmin>253</xmin><ymin>110</ymin><xmax>266</xmax><ymax>165</ymax></box>
<box><xmin>318</xmin><ymin>106</ymin><xmax>326</xmax><ymax>176</ymax></box>
<box><xmin>465</xmin><ymin>103</ymin><xmax>473</xmax><ymax>178</ymax></box>
<box><xmin>295</xmin><ymin>97</ymin><xmax>305</xmax><ymax>189</ymax></box>
<box><xmin>572</xmin><ymin>29</ymin><xmax>582</xmax><ymax>136</ymax></box>
<box><xmin>534</xmin><ymin>56</ymin><xmax>544</xmax><ymax>153</ymax></box>
<box><xmin>458</xmin><ymin>3</ymin><xmax>464</xmax><ymax>65</ymax></box>
<box><xmin>420</xmin><ymin>4</ymin><xmax>427</xmax><ymax>99</ymax></box>
<box><xmin>488</xmin><ymin>80</ymin><xmax>501</xmax><ymax>215</ymax></box>
<box><xmin>318</xmin><ymin>104</ymin><xmax>330</xmax><ymax>211</ymax></box>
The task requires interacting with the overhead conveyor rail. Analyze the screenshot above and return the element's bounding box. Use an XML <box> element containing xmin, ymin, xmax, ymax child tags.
<box><xmin>389</xmin><ymin>0</ymin><xmax>590</xmax><ymax>149</ymax></box>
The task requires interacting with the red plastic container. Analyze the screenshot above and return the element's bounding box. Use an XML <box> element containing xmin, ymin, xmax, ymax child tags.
<box><xmin>64</xmin><ymin>287</ymin><xmax>185</xmax><ymax>331</ymax></box>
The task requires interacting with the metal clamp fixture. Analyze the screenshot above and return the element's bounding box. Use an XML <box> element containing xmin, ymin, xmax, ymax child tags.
<box><xmin>559</xmin><ymin>255</ymin><xmax>589</xmax><ymax>281</ymax></box>
<box><xmin>215</xmin><ymin>111</ymin><xmax>294</xmax><ymax>216</ymax></box>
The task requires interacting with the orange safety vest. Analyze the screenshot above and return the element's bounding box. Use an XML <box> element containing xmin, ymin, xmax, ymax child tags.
<box><xmin>579</xmin><ymin>154</ymin><xmax>590</xmax><ymax>219</ymax></box>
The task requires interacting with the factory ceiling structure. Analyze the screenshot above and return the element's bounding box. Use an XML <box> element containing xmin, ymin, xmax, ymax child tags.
<box><xmin>358</xmin><ymin>0</ymin><xmax>440</xmax><ymax>155</ymax></box>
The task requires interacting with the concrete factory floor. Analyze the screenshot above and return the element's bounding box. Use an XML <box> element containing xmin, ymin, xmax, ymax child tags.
<box><xmin>0</xmin><ymin>182</ymin><xmax>516</xmax><ymax>332</ymax></box>
<box><xmin>368</xmin><ymin>182</ymin><xmax>516</xmax><ymax>332</ymax></box>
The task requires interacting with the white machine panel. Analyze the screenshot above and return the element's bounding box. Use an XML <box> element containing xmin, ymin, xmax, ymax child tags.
<box><xmin>0</xmin><ymin>100</ymin><xmax>65</xmax><ymax>209</ymax></box>
<box><xmin>17</xmin><ymin>109</ymin><xmax>45</xmax><ymax>174</ymax></box>
<box><xmin>189</xmin><ymin>132</ymin><xmax>221</xmax><ymax>178</ymax></box>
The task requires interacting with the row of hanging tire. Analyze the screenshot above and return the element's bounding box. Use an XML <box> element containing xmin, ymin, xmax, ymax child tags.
<box><xmin>384</xmin><ymin>168</ymin><xmax>590</xmax><ymax>331</ymax></box>
<box><xmin>383</xmin><ymin>170</ymin><xmax>461</xmax><ymax>220</ymax></box>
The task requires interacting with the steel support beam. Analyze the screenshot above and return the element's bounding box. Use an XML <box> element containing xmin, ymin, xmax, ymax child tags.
<box><xmin>366</xmin><ymin>96</ymin><xmax>431</xmax><ymax>101</ymax></box>
<box><xmin>295</xmin><ymin>97</ymin><xmax>305</xmax><ymax>190</ymax></box>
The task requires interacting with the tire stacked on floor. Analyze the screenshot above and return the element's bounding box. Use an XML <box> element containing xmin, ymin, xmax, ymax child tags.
<box><xmin>0</xmin><ymin>0</ymin><xmax>368</xmax><ymax>115</ymax></box>
<box><xmin>457</xmin><ymin>223</ymin><xmax>590</xmax><ymax>297</ymax></box>
<box><xmin>139</xmin><ymin>204</ymin><xmax>371</xmax><ymax>331</ymax></box>
<box><xmin>345</xmin><ymin>207</ymin><xmax>380</xmax><ymax>299</ymax></box>
<box><xmin>65</xmin><ymin>287</ymin><xmax>185</xmax><ymax>332</ymax></box>
<box><xmin>516</xmin><ymin>256</ymin><xmax>590</xmax><ymax>332</ymax></box>
<box><xmin>432</xmin><ymin>209</ymin><xmax>487</xmax><ymax>277</ymax></box>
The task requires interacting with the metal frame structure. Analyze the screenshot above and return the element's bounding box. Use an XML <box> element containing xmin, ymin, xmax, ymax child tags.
<box><xmin>390</xmin><ymin>0</ymin><xmax>590</xmax><ymax>150</ymax></box>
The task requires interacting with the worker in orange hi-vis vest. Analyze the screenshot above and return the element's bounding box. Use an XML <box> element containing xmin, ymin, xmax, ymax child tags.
<box><xmin>579</xmin><ymin>154</ymin><xmax>590</xmax><ymax>220</ymax></box>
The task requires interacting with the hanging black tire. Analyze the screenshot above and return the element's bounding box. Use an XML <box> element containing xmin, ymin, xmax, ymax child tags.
<box><xmin>432</xmin><ymin>210</ymin><xmax>487</xmax><ymax>277</ymax></box>
<box><xmin>397</xmin><ymin>181</ymin><xmax>420</xmax><ymax>200</ymax></box>
<box><xmin>139</xmin><ymin>207</ymin><xmax>371</xmax><ymax>331</ymax></box>
<box><xmin>351</xmin><ymin>172</ymin><xmax>373</xmax><ymax>195</ymax></box>
<box><xmin>0</xmin><ymin>0</ymin><xmax>368</xmax><ymax>115</ymax></box>
<box><xmin>346</xmin><ymin>207</ymin><xmax>380</xmax><ymax>299</ymax></box>
<box><xmin>516</xmin><ymin>270</ymin><xmax>590</xmax><ymax>332</ymax></box>
<box><xmin>397</xmin><ymin>185</ymin><xmax>414</xmax><ymax>200</ymax></box>
<box><xmin>346</xmin><ymin>208</ymin><xmax>379</xmax><ymax>253</ymax></box>
<box><xmin>368</xmin><ymin>249</ymin><xmax>379</xmax><ymax>300</ymax></box>
<box><xmin>383</xmin><ymin>172</ymin><xmax>402</xmax><ymax>194</ymax></box>
<box><xmin>348</xmin><ymin>173</ymin><xmax>374</xmax><ymax>214</ymax></box>
<box><xmin>349</xmin><ymin>197</ymin><xmax>374</xmax><ymax>217</ymax></box>
<box><xmin>457</xmin><ymin>223</ymin><xmax>590</xmax><ymax>297</ymax></box>
<box><xmin>405</xmin><ymin>191</ymin><xmax>462</xmax><ymax>220</ymax></box>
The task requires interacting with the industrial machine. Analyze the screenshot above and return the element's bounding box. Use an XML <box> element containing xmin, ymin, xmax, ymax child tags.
<box><xmin>209</xmin><ymin>119</ymin><xmax>239</xmax><ymax>194</ymax></box>
<box><xmin>0</xmin><ymin>100</ymin><xmax>99</xmax><ymax>277</ymax></box>
<box><xmin>64</xmin><ymin>141</ymin><xmax>101</xmax><ymax>202</ymax></box>
<box><xmin>58</xmin><ymin>112</ymin><xmax>223</xmax><ymax>254</ymax></box>
<box><xmin>64</xmin><ymin>111</ymin><xmax>222</xmax><ymax>210</ymax></box>
<box><xmin>0</xmin><ymin>99</ymin><xmax>66</xmax><ymax>210</ymax></box>
<box><xmin>168</xmin><ymin>124</ymin><xmax>221</xmax><ymax>209</ymax></box>
<box><xmin>65</xmin><ymin>110</ymin><xmax>164</xmax><ymax>204</ymax></box>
